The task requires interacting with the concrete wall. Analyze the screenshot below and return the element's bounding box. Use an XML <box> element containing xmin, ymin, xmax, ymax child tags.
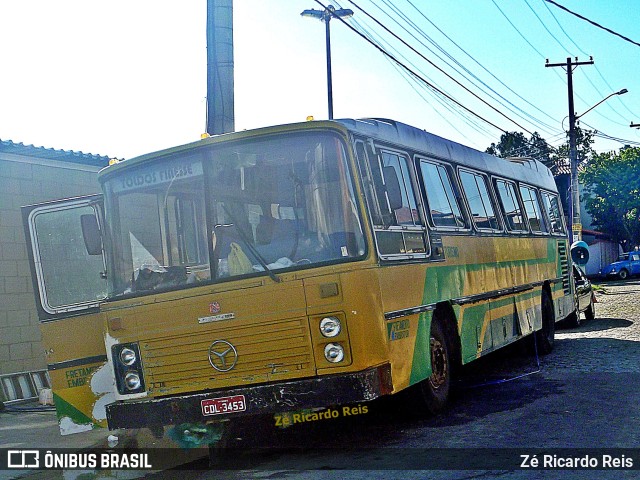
<box><xmin>0</xmin><ymin>152</ymin><xmax>104</xmax><ymax>375</ymax></box>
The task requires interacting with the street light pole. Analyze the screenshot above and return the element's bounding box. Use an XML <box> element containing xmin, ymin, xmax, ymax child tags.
<box><xmin>301</xmin><ymin>5</ymin><xmax>353</xmax><ymax>120</ymax></box>
<box><xmin>578</xmin><ymin>89</ymin><xmax>628</xmax><ymax>120</ymax></box>
<box><xmin>324</xmin><ymin>10</ymin><xmax>334</xmax><ymax>120</ymax></box>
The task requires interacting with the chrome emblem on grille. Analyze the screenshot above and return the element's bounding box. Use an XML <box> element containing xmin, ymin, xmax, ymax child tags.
<box><xmin>208</xmin><ymin>340</ymin><xmax>238</xmax><ymax>372</ymax></box>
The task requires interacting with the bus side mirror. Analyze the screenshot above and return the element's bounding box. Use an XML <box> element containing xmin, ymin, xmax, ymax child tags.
<box><xmin>382</xmin><ymin>166</ymin><xmax>403</xmax><ymax>211</ymax></box>
<box><xmin>570</xmin><ymin>240</ymin><xmax>589</xmax><ymax>266</ymax></box>
<box><xmin>81</xmin><ymin>214</ymin><xmax>103</xmax><ymax>255</ymax></box>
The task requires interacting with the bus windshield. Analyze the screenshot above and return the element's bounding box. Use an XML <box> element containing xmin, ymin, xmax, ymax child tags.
<box><xmin>103</xmin><ymin>132</ymin><xmax>366</xmax><ymax>297</ymax></box>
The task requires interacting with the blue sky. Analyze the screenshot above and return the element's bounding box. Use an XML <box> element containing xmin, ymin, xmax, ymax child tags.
<box><xmin>0</xmin><ymin>0</ymin><xmax>638</xmax><ymax>159</ymax></box>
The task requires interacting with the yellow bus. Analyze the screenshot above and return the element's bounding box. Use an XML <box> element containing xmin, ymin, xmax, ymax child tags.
<box><xmin>23</xmin><ymin>118</ymin><xmax>574</xmax><ymax>442</ymax></box>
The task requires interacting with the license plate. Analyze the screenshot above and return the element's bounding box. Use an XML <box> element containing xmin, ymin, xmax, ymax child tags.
<box><xmin>201</xmin><ymin>395</ymin><xmax>246</xmax><ymax>416</ymax></box>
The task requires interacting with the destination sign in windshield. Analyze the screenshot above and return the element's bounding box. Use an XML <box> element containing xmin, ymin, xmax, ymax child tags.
<box><xmin>111</xmin><ymin>160</ymin><xmax>203</xmax><ymax>194</ymax></box>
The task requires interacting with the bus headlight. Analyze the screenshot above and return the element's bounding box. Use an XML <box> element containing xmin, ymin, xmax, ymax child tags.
<box><xmin>124</xmin><ymin>372</ymin><xmax>142</xmax><ymax>391</ymax></box>
<box><xmin>119</xmin><ymin>347</ymin><xmax>137</xmax><ymax>366</ymax></box>
<box><xmin>319</xmin><ymin>317</ymin><xmax>341</xmax><ymax>337</ymax></box>
<box><xmin>324</xmin><ymin>343</ymin><xmax>345</xmax><ymax>363</ymax></box>
<box><xmin>112</xmin><ymin>343</ymin><xmax>145</xmax><ymax>395</ymax></box>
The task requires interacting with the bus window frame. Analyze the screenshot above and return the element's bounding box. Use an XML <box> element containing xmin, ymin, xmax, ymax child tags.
<box><xmin>354</xmin><ymin>139</ymin><xmax>430</xmax><ymax>261</ymax></box>
<box><xmin>492</xmin><ymin>177</ymin><xmax>530</xmax><ymax>234</ymax></box>
<box><xmin>456</xmin><ymin>167</ymin><xmax>503</xmax><ymax>234</ymax></box>
<box><xmin>378</xmin><ymin>147</ymin><xmax>423</xmax><ymax>228</ymax></box>
<box><xmin>540</xmin><ymin>189</ymin><xmax>567</xmax><ymax>236</ymax></box>
<box><xmin>416</xmin><ymin>157</ymin><xmax>471</xmax><ymax>233</ymax></box>
<box><xmin>518</xmin><ymin>184</ymin><xmax>549</xmax><ymax>236</ymax></box>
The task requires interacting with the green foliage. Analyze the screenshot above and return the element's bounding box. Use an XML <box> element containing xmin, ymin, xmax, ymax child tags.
<box><xmin>486</xmin><ymin>128</ymin><xmax>595</xmax><ymax>173</ymax></box>
<box><xmin>485</xmin><ymin>131</ymin><xmax>554</xmax><ymax>168</ymax></box>
<box><xmin>553</xmin><ymin>127</ymin><xmax>596</xmax><ymax>165</ymax></box>
<box><xmin>580</xmin><ymin>147</ymin><xmax>640</xmax><ymax>246</ymax></box>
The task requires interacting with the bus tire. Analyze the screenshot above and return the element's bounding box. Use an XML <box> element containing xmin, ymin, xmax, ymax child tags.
<box><xmin>585</xmin><ymin>296</ymin><xmax>596</xmax><ymax>321</ymax></box>
<box><xmin>566</xmin><ymin>310</ymin><xmax>580</xmax><ymax>328</ymax></box>
<box><xmin>535</xmin><ymin>290</ymin><xmax>555</xmax><ymax>354</ymax></box>
<box><xmin>416</xmin><ymin>318</ymin><xmax>452</xmax><ymax>415</ymax></box>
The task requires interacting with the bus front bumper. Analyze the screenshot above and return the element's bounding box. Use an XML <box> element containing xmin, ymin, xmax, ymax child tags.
<box><xmin>106</xmin><ymin>363</ymin><xmax>393</xmax><ymax>430</ymax></box>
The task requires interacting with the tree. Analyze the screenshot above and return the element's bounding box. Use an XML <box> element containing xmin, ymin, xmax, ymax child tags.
<box><xmin>485</xmin><ymin>131</ymin><xmax>554</xmax><ymax>168</ymax></box>
<box><xmin>552</xmin><ymin>126</ymin><xmax>596</xmax><ymax>169</ymax></box>
<box><xmin>580</xmin><ymin>146</ymin><xmax>640</xmax><ymax>247</ymax></box>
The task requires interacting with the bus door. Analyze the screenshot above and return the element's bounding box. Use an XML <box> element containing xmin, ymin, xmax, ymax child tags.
<box><xmin>21</xmin><ymin>195</ymin><xmax>111</xmax><ymax>435</ymax></box>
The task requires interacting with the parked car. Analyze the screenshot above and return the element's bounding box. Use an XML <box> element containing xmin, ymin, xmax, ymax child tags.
<box><xmin>600</xmin><ymin>251</ymin><xmax>640</xmax><ymax>280</ymax></box>
<box><xmin>567</xmin><ymin>264</ymin><xmax>595</xmax><ymax>327</ymax></box>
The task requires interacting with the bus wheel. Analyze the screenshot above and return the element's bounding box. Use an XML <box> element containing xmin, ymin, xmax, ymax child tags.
<box><xmin>535</xmin><ymin>291</ymin><xmax>555</xmax><ymax>354</ymax></box>
<box><xmin>566</xmin><ymin>309</ymin><xmax>580</xmax><ymax>328</ymax></box>
<box><xmin>585</xmin><ymin>296</ymin><xmax>596</xmax><ymax>321</ymax></box>
<box><xmin>417</xmin><ymin>319</ymin><xmax>451</xmax><ymax>414</ymax></box>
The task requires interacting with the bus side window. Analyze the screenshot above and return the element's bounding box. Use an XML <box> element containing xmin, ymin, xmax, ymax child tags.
<box><xmin>541</xmin><ymin>191</ymin><xmax>566</xmax><ymax>234</ymax></box>
<box><xmin>495</xmin><ymin>179</ymin><xmax>528</xmax><ymax>232</ymax></box>
<box><xmin>355</xmin><ymin>141</ymin><xmax>427</xmax><ymax>257</ymax></box>
<box><xmin>380</xmin><ymin>151</ymin><xmax>421</xmax><ymax>227</ymax></box>
<box><xmin>419</xmin><ymin>160</ymin><xmax>467</xmax><ymax>229</ymax></box>
<box><xmin>459</xmin><ymin>170</ymin><xmax>500</xmax><ymax>231</ymax></box>
<box><xmin>519</xmin><ymin>185</ymin><xmax>547</xmax><ymax>233</ymax></box>
<box><xmin>355</xmin><ymin>143</ymin><xmax>421</xmax><ymax>228</ymax></box>
<box><xmin>355</xmin><ymin>142</ymin><xmax>391</xmax><ymax>227</ymax></box>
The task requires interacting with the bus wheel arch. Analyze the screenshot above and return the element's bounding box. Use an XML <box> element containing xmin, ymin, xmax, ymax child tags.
<box><xmin>433</xmin><ymin>303</ymin><xmax>462</xmax><ymax>373</ymax></box>
<box><xmin>535</xmin><ymin>285</ymin><xmax>555</xmax><ymax>354</ymax></box>
<box><xmin>415</xmin><ymin>304</ymin><xmax>461</xmax><ymax>415</ymax></box>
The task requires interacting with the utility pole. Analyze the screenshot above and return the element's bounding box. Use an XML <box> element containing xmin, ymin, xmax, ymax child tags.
<box><xmin>546</xmin><ymin>57</ymin><xmax>594</xmax><ymax>243</ymax></box>
<box><xmin>631</xmin><ymin>122</ymin><xmax>640</xmax><ymax>129</ymax></box>
<box><xmin>206</xmin><ymin>0</ymin><xmax>234</xmax><ymax>136</ymax></box>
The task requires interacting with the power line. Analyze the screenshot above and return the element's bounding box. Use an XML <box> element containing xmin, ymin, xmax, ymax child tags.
<box><xmin>408</xmin><ymin>0</ymin><xmax>559</xmax><ymax>128</ymax></box>
<box><xmin>544</xmin><ymin>0</ymin><xmax>640</xmax><ymax>48</ymax></box>
<box><xmin>539</xmin><ymin>0</ymin><xmax>586</xmax><ymax>56</ymax></box>
<box><xmin>537</xmin><ymin>0</ymin><xmax>631</xmax><ymax>123</ymax></box>
<box><xmin>312</xmin><ymin>0</ymin><xmax>510</xmax><ymax>133</ymax></box>
<box><xmin>523</xmin><ymin>0</ymin><xmax>570</xmax><ymax>55</ymax></box>
<box><xmin>490</xmin><ymin>0</ymin><xmax>568</xmax><ymax>92</ymax></box>
<box><xmin>342</xmin><ymin>9</ymin><xmax>496</xmax><ymax>140</ymax></box>
<box><xmin>376</xmin><ymin>0</ymin><xmax>559</xmax><ymax>134</ymax></box>
<box><xmin>522</xmin><ymin>0</ymin><xmax>621</xmax><ymax>124</ymax></box>
<box><xmin>581</xmin><ymin>122</ymin><xmax>640</xmax><ymax>147</ymax></box>
<box><xmin>497</xmin><ymin>0</ymin><xmax>636</xmax><ymax>127</ymax></box>
<box><xmin>340</xmin><ymin>0</ymin><xmax>534</xmax><ymax>134</ymax></box>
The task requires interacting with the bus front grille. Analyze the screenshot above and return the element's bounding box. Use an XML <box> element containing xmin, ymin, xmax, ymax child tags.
<box><xmin>140</xmin><ymin>316</ymin><xmax>315</xmax><ymax>396</ymax></box>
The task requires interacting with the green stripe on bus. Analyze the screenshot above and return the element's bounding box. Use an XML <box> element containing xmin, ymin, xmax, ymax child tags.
<box><xmin>53</xmin><ymin>392</ymin><xmax>96</xmax><ymax>428</ymax></box>
<box><xmin>408</xmin><ymin>238</ymin><xmax>565</xmax><ymax>385</ymax></box>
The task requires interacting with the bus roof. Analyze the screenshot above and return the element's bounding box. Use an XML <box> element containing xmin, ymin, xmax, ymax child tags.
<box><xmin>336</xmin><ymin>118</ymin><xmax>557</xmax><ymax>192</ymax></box>
<box><xmin>99</xmin><ymin>118</ymin><xmax>557</xmax><ymax>192</ymax></box>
